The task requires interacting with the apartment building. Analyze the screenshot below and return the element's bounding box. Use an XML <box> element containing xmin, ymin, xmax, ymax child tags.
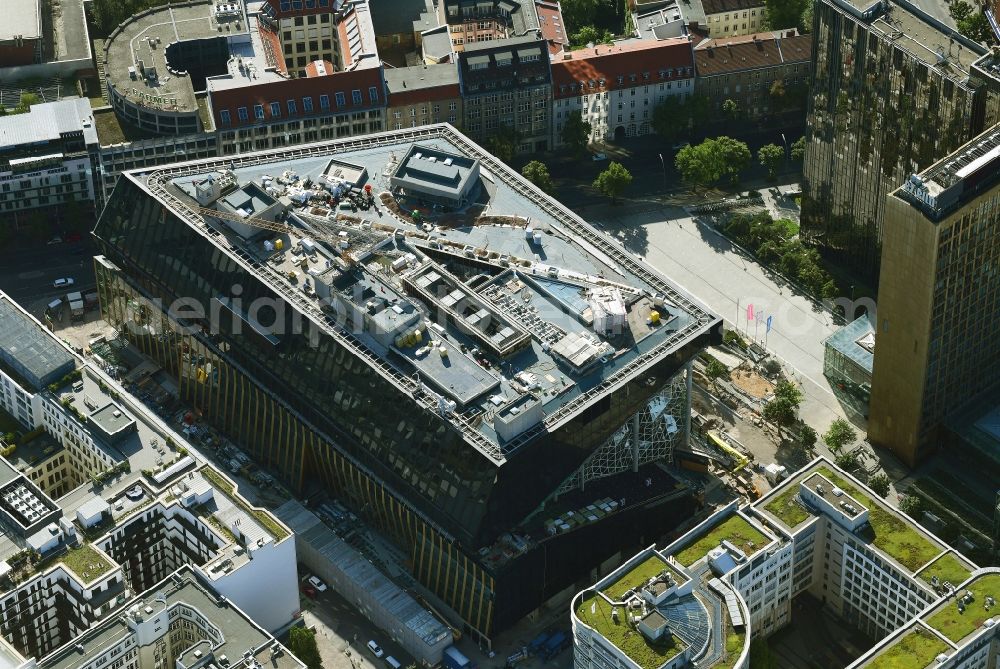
<box><xmin>385</xmin><ymin>64</ymin><xmax>462</xmax><ymax>129</ymax></box>
<box><xmin>575</xmin><ymin>456</ymin><xmax>986</xmax><ymax>669</ymax></box>
<box><xmin>551</xmin><ymin>39</ymin><xmax>694</xmax><ymax>145</ymax></box>
<box><xmin>0</xmin><ymin>99</ymin><xmax>99</xmax><ymax>214</ymax></box>
<box><xmin>258</xmin><ymin>0</ymin><xmax>340</xmax><ymax>75</ymax></box>
<box><xmin>0</xmin><ymin>0</ymin><xmax>43</xmax><ymax>66</ymax></box>
<box><xmin>868</xmin><ymin>125</ymin><xmax>1000</xmax><ymax>466</ymax></box>
<box><xmin>801</xmin><ymin>0</ymin><xmax>1000</xmax><ymax>280</ymax></box>
<box><xmin>697</xmin><ymin>0</ymin><xmax>765</xmax><ymax>37</ymax></box>
<box><xmin>692</xmin><ymin>30</ymin><xmax>811</xmax><ymax>121</ymax></box>
<box><xmin>440</xmin><ymin>0</ymin><xmax>543</xmax><ymax>50</ymax></box>
<box><xmin>459</xmin><ymin>36</ymin><xmax>552</xmax><ymax>152</ymax></box>
<box><xmin>38</xmin><ymin>566</ymin><xmax>305</xmax><ymax>669</ymax></box>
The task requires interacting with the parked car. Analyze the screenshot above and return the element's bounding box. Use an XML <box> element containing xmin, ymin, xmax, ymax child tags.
<box><xmin>307</xmin><ymin>575</ymin><xmax>327</xmax><ymax>592</ymax></box>
<box><xmin>53</xmin><ymin>277</ymin><xmax>75</xmax><ymax>288</ymax></box>
<box><xmin>367</xmin><ymin>641</ymin><xmax>384</xmax><ymax>659</ymax></box>
<box><xmin>591</xmin><ymin>152</ymin><xmax>608</xmax><ymax>161</ymax></box>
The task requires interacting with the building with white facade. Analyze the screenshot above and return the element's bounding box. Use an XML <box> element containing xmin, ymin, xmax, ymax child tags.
<box><xmin>574</xmin><ymin>456</ymin><xmax>997</xmax><ymax>669</ymax></box>
<box><xmin>551</xmin><ymin>39</ymin><xmax>694</xmax><ymax>145</ymax></box>
<box><xmin>0</xmin><ymin>290</ymin><xmax>299</xmax><ymax>662</ymax></box>
<box><xmin>695</xmin><ymin>0</ymin><xmax>765</xmax><ymax>38</ymax></box>
<box><xmin>0</xmin><ymin>99</ymin><xmax>99</xmax><ymax>215</ymax></box>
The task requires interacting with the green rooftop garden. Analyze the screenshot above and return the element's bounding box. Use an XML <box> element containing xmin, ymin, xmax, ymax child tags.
<box><xmin>59</xmin><ymin>544</ymin><xmax>114</xmax><ymax>582</ymax></box>
<box><xmin>865</xmin><ymin>626</ymin><xmax>948</xmax><ymax>669</ymax></box>
<box><xmin>818</xmin><ymin>467</ymin><xmax>940</xmax><ymax>573</ymax></box>
<box><xmin>762</xmin><ymin>482</ymin><xmax>811</xmax><ymax>528</ymax></box>
<box><xmin>603</xmin><ymin>554</ymin><xmax>681</xmax><ymax>601</ymax></box>
<box><xmin>918</xmin><ymin>552</ymin><xmax>973</xmax><ymax>589</ymax></box>
<box><xmin>575</xmin><ymin>592</ymin><xmax>683</xmax><ymax>669</ymax></box>
<box><xmin>711</xmin><ymin>629</ymin><xmax>746</xmax><ymax>669</ymax></box>
<box><xmin>674</xmin><ymin>515</ymin><xmax>768</xmax><ymax>567</ymax></box>
<box><xmin>925</xmin><ymin>573</ymin><xmax>1000</xmax><ymax>643</ymax></box>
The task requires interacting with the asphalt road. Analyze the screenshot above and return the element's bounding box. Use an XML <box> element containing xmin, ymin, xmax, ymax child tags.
<box><xmin>0</xmin><ymin>239</ymin><xmax>97</xmax><ymax>315</ymax></box>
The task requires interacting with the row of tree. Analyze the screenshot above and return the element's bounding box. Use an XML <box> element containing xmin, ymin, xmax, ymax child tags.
<box><xmin>722</xmin><ymin>210</ymin><xmax>837</xmax><ymax>299</ymax></box>
<box><xmin>521</xmin><ymin>159</ymin><xmax>634</xmax><ymax>204</ymax></box>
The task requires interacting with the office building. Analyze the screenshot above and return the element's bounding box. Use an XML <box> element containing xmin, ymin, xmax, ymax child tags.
<box><xmin>0</xmin><ymin>290</ymin><xmax>299</xmax><ymax>661</ymax></box>
<box><xmin>0</xmin><ymin>99</ymin><xmax>100</xmax><ymax>214</ymax></box>
<box><xmin>91</xmin><ymin>124</ymin><xmax>720</xmax><ymax>641</ymax></box>
<box><xmin>459</xmin><ymin>37</ymin><xmax>552</xmax><ymax>152</ymax></box>
<box><xmin>551</xmin><ymin>39</ymin><xmax>694</xmax><ymax>145</ymax></box>
<box><xmin>692</xmin><ymin>30</ymin><xmax>811</xmax><ymax>121</ymax></box>
<box><xmin>868</xmin><ymin>125</ymin><xmax>1000</xmax><ymax>466</ymax></box>
<box><xmin>801</xmin><ymin>0</ymin><xmax>1000</xmax><ymax>280</ymax></box>
<box><xmin>39</xmin><ymin>566</ymin><xmax>305</xmax><ymax>669</ymax></box>
<box><xmin>574</xmin><ymin>456</ymin><xmax>989</xmax><ymax>669</ymax></box>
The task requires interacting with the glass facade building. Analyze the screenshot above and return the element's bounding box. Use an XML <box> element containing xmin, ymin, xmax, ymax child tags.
<box><xmin>801</xmin><ymin>0</ymin><xmax>1000</xmax><ymax>281</ymax></box>
<box><xmin>91</xmin><ymin>128</ymin><xmax>719</xmax><ymax>639</ymax></box>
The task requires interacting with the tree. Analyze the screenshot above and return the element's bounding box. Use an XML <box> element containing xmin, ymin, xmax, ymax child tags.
<box><xmin>769</xmin><ymin>79</ymin><xmax>786</xmax><ymax>102</ymax></box>
<box><xmin>957</xmin><ymin>9</ymin><xmax>994</xmax><ymax>43</ymax></box>
<box><xmin>765</xmin><ymin>0</ymin><xmax>808</xmax><ymax>30</ymax></box>
<box><xmin>790</xmin><ymin>135</ymin><xmax>806</xmax><ymax>161</ymax></box>
<box><xmin>561</xmin><ymin>111</ymin><xmax>592</xmax><ymax>156</ymax></box>
<box><xmin>593</xmin><ymin>161</ymin><xmax>632</xmax><ymax>204</ymax></box>
<box><xmin>485</xmin><ymin>126</ymin><xmax>518</xmax><ymax>164</ymax></box>
<box><xmin>675</xmin><ymin>136</ymin><xmax>751</xmax><ymax>187</ymax></box>
<box><xmin>721</xmin><ymin>98</ymin><xmax>739</xmax><ymax>120</ymax></box>
<box><xmin>716</xmin><ymin>136</ymin><xmax>752</xmax><ymax>183</ymax></box>
<box><xmin>835</xmin><ymin>450</ymin><xmax>858</xmax><ymax>471</ymax></box>
<box><xmin>14</xmin><ymin>92</ymin><xmax>40</xmax><ymax>114</ymax></box>
<box><xmin>757</xmin><ymin>143</ymin><xmax>785</xmax><ymax>179</ymax></box>
<box><xmin>704</xmin><ymin>358</ymin><xmax>729</xmax><ymax>389</ymax></box>
<box><xmin>571</xmin><ymin>25</ymin><xmax>613</xmax><ymax>47</ymax></box>
<box><xmin>868</xmin><ymin>472</ymin><xmax>891</xmax><ymax>498</ymax></box>
<box><xmin>763</xmin><ymin>397</ymin><xmax>797</xmax><ymax>440</ymax></box>
<box><xmin>823</xmin><ymin>418</ymin><xmax>856</xmax><ymax>453</ymax></box>
<box><xmin>799</xmin><ymin>425</ymin><xmax>817</xmax><ymax>450</ymax></box>
<box><xmin>521</xmin><ymin>160</ymin><xmax>554</xmax><ymax>194</ymax></box>
<box><xmin>652</xmin><ymin>95</ymin><xmax>691</xmax><ymax>142</ymax></box>
<box><xmin>561</xmin><ymin>0</ymin><xmax>602</xmax><ymax>33</ymax></box>
<box><xmin>899</xmin><ymin>494</ymin><xmax>923</xmax><ymax>517</ymax></box>
<box><xmin>773</xmin><ymin>379</ymin><xmax>802</xmax><ymax>407</ymax></box>
<box><xmin>288</xmin><ymin>626</ymin><xmax>323</xmax><ymax>669</ymax></box>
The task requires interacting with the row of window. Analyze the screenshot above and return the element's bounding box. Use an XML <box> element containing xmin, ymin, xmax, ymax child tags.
<box><xmin>219</xmin><ymin>88</ymin><xmax>379</xmax><ymax>125</ymax></box>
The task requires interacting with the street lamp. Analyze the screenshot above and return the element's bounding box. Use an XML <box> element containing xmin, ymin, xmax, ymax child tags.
<box><xmin>658</xmin><ymin>152</ymin><xmax>666</xmax><ymax>191</ymax></box>
<box><xmin>780</xmin><ymin>132</ymin><xmax>788</xmax><ymax>158</ymax></box>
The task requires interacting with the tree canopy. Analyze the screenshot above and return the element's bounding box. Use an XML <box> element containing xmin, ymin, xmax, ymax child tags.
<box><xmin>522</xmin><ymin>160</ymin><xmax>555</xmax><ymax>194</ymax></box>
<box><xmin>790</xmin><ymin>135</ymin><xmax>807</xmax><ymax>161</ymax></box>
<box><xmin>674</xmin><ymin>136</ymin><xmax>751</xmax><ymax>187</ymax></box>
<box><xmin>593</xmin><ymin>161</ymin><xmax>633</xmax><ymax>203</ymax></box>
<box><xmin>757</xmin><ymin>143</ymin><xmax>785</xmax><ymax>178</ymax></box>
<box><xmin>485</xmin><ymin>126</ymin><xmax>519</xmax><ymax>164</ymax></box>
<box><xmin>765</xmin><ymin>0</ymin><xmax>809</xmax><ymax>31</ymax></box>
<box><xmin>289</xmin><ymin>627</ymin><xmax>323</xmax><ymax>669</ymax></box>
<box><xmin>570</xmin><ymin>25</ymin><xmax>614</xmax><ymax>47</ymax></box>
<box><xmin>652</xmin><ymin>94</ymin><xmax>711</xmax><ymax>140</ymax></box>
<box><xmin>823</xmin><ymin>418</ymin><xmax>856</xmax><ymax>453</ymax></box>
<box><xmin>561</xmin><ymin>111</ymin><xmax>592</xmax><ymax>156</ymax></box>
<box><xmin>949</xmin><ymin>1</ymin><xmax>996</xmax><ymax>43</ymax></box>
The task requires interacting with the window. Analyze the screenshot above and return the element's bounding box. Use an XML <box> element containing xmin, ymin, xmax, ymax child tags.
<box><xmin>369</xmin><ymin>86</ymin><xmax>378</xmax><ymax>103</ymax></box>
<box><xmin>254</xmin><ymin>104</ymin><xmax>265</xmax><ymax>120</ymax></box>
<box><xmin>335</xmin><ymin>92</ymin><xmax>346</xmax><ymax>107</ymax></box>
<box><xmin>303</xmin><ymin>96</ymin><xmax>313</xmax><ymax>112</ymax></box>
<box><xmin>219</xmin><ymin>109</ymin><xmax>231</xmax><ymax>126</ymax></box>
<box><xmin>352</xmin><ymin>89</ymin><xmax>363</xmax><ymax>104</ymax></box>
<box><xmin>238</xmin><ymin>107</ymin><xmax>249</xmax><ymax>122</ymax></box>
<box><xmin>320</xmin><ymin>94</ymin><xmax>330</xmax><ymax>110</ymax></box>
<box><xmin>270</xmin><ymin>102</ymin><xmax>281</xmax><ymax>117</ymax></box>
<box><xmin>287</xmin><ymin>99</ymin><xmax>297</xmax><ymax>115</ymax></box>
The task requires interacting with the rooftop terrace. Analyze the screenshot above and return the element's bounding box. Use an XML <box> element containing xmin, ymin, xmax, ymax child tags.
<box><xmin>673</xmin><ymin>514</ymin><xmax>768</xmax><ymax>566</ymax></box>
<box><xmin>574</xmin><ymin>592</ymin><xmax>685</xmax><ymax>669</ymax></box>
<box><xmin>133</xmin><ymin>125</ymin><xmax>718</xmax><ymax>463</ymax></box>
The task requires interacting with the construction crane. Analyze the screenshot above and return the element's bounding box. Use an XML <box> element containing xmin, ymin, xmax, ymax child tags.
<box><xmin>190</xmin><ymin>203</ymin><xmax>357</xmax><ymax>268</ymax></box>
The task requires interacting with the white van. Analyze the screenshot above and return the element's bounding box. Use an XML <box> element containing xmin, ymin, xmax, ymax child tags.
<box><xmin>385</xmin><ymin>657</ymin><xmax>401</xmax><ymax>669</ymax></box>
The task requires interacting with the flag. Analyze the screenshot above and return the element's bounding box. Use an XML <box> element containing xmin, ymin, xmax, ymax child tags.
<box><xmin>766</xmin><ymin>315</ymin><xmax>773</xmax><ymax>333</ymax></box>
<box><xmin>591</xmin><ymin>601</ymin><xmax>597</xmax><ymax>614</ymax></box>
<box><xmin>756</xmin><ymin>311</ymin><xmax>764</xmax><ymax>323</ymax></box>
<box><xmin>746</xmin><ymin>304</ymin><xmax>754</xmax><ymax>321</ymax></box>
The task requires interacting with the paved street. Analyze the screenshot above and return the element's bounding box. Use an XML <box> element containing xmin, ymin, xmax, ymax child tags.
<box><xmin>586</xmin><ymin>199</ymin><xmax>848</xmax><ymax>435</ymax></box>
<box><xmin>0</xmin><ymin>238</ymin><xmax>97</xmax><ymax>316</ymax></box>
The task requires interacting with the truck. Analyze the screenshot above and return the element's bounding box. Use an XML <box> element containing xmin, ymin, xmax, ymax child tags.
<box><xmin>527</xmin><ymin>632</ymin><xmax>550</xmax><ymax>655</ymax></box>
<box><xmin>66</xmin><ymin>291</ymin><xmax>85</xmax><ymax>319</ymax></box>
<box><xmin>442</xmin><ymin>646</ymin><xmax>475</xmax><ymax>669</ymax></box>
<box><xmin>540</xmin><ymin>631</ymin><xmax>570</xmax><ymax>660</ymax></box>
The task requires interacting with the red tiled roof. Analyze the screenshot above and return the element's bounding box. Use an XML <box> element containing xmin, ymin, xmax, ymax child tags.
<box><xmin>536</xmin><ymin>1</ymin><xmax>567</xmax><ymax>55</ymax></box>
<box><xmin>258</xmin><ymin>18</ymin><xmax>288</xmax><ymax>76</ymax></box>
<box><xmin>305</xmin><ymin>60</ymin><xmax>336</xmax><ymax>77</ymax></box>
<box><xmin>550</xmin><ymin>39</ymin><xmax>694</xmax><ymax>99</ymax></box>
<box><xmin>209</xmin><ymin>67</ymin><xmax>385</xmax><ymax>127</ymax></box>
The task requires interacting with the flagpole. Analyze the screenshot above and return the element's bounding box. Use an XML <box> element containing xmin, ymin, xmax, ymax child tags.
<box><xmin>735</xmin><ymin>298</ymin><xmax>740</xmax><ymax>335</ymax></box>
